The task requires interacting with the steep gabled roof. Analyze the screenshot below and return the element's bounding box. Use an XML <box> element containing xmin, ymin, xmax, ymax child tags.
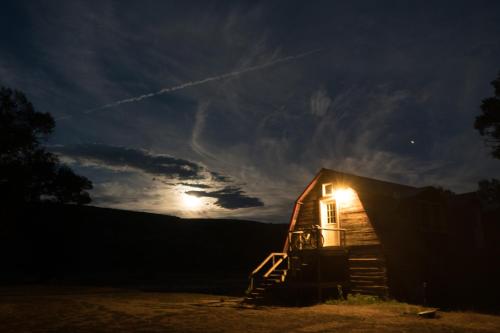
<box><xmin>319</xmin><ymin>168</ymin><xmax>418</xmax><ymax>194</ymax></box>
<box><xmin>283</xmin><ymin>169</ymin><xmax>324</xmax><ymax>251</ymax></box>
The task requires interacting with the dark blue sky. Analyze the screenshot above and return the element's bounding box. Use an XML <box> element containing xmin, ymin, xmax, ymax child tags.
<box><xmin>1</xmin><ymin>1</ymin><xmax>499</xmax><ymax>222</ymax></box>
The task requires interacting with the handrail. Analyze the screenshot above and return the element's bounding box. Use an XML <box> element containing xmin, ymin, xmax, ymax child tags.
<box><xmin>288</xmin><ymin>226</ymin><xmax>347</xmax><ymax>250</ymax></box>
<box><xmin>291</xmin><ymin>227</ymin><xmax>347</xmax><ymax>232</ymax></box>
<box><xmin>263</xmin><ymin>254</ymin><xmax>288</xmax><ymax>278</ymax></box>
<box><xmin>320</xmin><ymin>227</ymin><xmax>347</xmax><ymax>231</ymax></box>
<box><xmin>247</xmin><ymin>252</ymin><xmax>288</xmax><ymax>296</ymax></box>
<box><xmin>251</xmin><ymin>252</ymin><xmax>286</xmax><ymax>276</ymax></box>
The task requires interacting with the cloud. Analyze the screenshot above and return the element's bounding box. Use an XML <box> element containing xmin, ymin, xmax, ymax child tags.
<box><xmin>75</xmin><ymin>48</ymin><xmax>322</xmax><ymax>117</ymax></box>
<box><xmin>177</xmin><ymin>182</ymin><xmax>212</xmax><ymax>189</ymax></box>
<box><xmin>186</xmin><ymin>186</ymin><xmax>264</xmax><ymax>209</ymax></box>
<box><xmin>52</xmin><ymin>143</ymin><xmax>267</xmax><ymax>212</ymax></box>
<box><xmin>310</xmin><ymin>87</ymin><xmax>332</xmax><ymax>117</ymax></box>
<box><xmin>6</xmin><ymin>1</ymin><xmax>500</xmax><ymax>223</ymax></box>
<box><xmin>209</xmin><ymin>171</ymin><xmax>232</xmax><ymax>183</ymax></box>
<box><xmin>52</xmin><ymin>143</ymin><xmax>207</xmax><ymax>180</ymax></box>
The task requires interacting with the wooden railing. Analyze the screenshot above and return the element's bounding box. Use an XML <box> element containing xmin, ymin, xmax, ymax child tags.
<box><xmin>288</xmin><ymin>226</ymin><xmax>346</xmax><ymax>251</ymax></box>
<box><xmin>248</xmin><ymin>252</ymin><xmax>288</xmax><ymax>293</ymax></box>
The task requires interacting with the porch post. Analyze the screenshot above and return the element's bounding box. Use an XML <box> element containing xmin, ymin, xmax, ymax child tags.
<box><xmin>316</xmin><ymin>227</ymin><xmax>322</xmax><ymax>302</ymax></box>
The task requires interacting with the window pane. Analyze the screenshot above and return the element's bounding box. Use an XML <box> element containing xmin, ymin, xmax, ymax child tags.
<box><xmin>326</xmin><ymin>202</ymin><xmax>336</xmax><ymax>224</ymax></box>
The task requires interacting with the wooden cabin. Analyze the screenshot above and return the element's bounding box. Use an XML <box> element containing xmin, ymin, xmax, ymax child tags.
<box><xmin>246</xmin><ymin>168</ymin><xmax>488</xmax><ymax>305</ymax></box>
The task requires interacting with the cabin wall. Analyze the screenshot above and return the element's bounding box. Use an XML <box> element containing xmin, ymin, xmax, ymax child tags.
<box><xmin>295</xmin><ymin>191</ymin><xmax>319</xmax><ymax>228</ymax></box>
<box><xmin>338</xmin><ymin>190</ymin><xmax>380</xmax><ymax>247</ymax></box>
<box><xmin>294</xmin><ymin>175</ymin><xmax>380</xmax><ymax>247</ymax></box>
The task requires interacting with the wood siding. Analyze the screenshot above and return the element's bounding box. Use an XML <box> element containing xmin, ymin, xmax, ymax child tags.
<box><xmin>339</xmin><ymin>190</ymin><xmax>380</xmax><ymax>247</ymax></box>
<box><xmin>295</xmin><ymin>192</ymin><xmax>318</xmax><ymax>228</ymax></box>
<box><xmin>293</xmin><ymin>174</ymin><xmax>381</xmax><ymax>247</ymax></box>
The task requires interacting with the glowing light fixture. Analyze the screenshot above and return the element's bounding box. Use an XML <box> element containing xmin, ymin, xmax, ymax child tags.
<box><xmin>182</xmin><ymin>193</ymin><xmax>202</xmax><ymax>210</ymax></box>
<box><xmin>333</xmin><ymin>188</ymin><xmax>354</xmax><ymax>203</ymax></box>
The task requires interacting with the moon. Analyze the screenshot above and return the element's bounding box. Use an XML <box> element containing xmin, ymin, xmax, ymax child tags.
<box><xmin>182</xmin><ymin>193</ymin><xmax>202</xmax><ymax>210</ymax></box>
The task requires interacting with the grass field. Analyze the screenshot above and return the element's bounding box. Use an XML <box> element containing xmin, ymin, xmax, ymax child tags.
<box><xmin>1</xmin><ymin>286</ymin><xmax>500</xmax><ymax>333</ymax></box>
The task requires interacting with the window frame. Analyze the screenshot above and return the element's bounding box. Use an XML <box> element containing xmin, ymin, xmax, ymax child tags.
<box><xmin>322</xmin><ymin>183</ymin><xmax>334</xmax><ymax>197</ymax></box>
<box><xmin>325</xmin><ymin>200</ymin><xmax>337</xmax><ymax>225</ymax></box>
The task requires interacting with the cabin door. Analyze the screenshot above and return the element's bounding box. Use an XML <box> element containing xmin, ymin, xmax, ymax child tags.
<box><xmin>320</xmin><ymin>199</ymin><xmax>340</xmax><ymax>246</ymax></box>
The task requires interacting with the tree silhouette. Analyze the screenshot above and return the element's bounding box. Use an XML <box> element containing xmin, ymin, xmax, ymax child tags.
<box><xmin>474</xmin><ymin>73</ymin><xmax>500</xmax><ymax>209</ymax></box>
<box><xmin>474</xmin><ymin>72</ymin><xmax>500</xmax><ymax>159</ymax></box>
<box><xmin>477</xmin><ymin>179</ymin><xmax>500</xmax><ymax>211</ymax></box>
<box><xmin>0</xmin><ymin>87</ymin><xmax>92</xmax><ymax>205</ymax></box>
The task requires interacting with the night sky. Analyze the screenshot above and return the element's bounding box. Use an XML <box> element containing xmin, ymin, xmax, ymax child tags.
<box><xmin>1</xmin><ymin>1</ymin><xmax>499</xmax><ymax>222</ymax></box>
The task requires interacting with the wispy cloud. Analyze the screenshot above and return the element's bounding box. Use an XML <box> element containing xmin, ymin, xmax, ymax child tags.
<box><xmin>60</xmin><ymin>48</ymin><xmax>322</xmax><ymax>119</ymax></box>
<box><xmin>310</xmin><ymin>87</ymin><xmax>332</xmax><ymax>117</ymax></box>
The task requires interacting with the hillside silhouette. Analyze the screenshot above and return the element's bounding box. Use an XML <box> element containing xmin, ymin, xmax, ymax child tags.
<box><xmin>1</xmin><ymin>203</ymin><xmax>288</xmax><ymax>294</ymax></box>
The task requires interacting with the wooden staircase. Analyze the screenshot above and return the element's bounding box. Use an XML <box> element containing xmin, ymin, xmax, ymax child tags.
<box><xmin>244</xmin><ymin>253</ymin><xmax>288</xmax><ymax>304</ymax></box>
<box><xmin>245</xmin><ymin>247</ymin><xmax>389</xmax><ymax>303</ymax></box>
<box><xmin>348</xmin><ymin>247</ymin><xmax>388</xmax><ymax>297</ymax></box>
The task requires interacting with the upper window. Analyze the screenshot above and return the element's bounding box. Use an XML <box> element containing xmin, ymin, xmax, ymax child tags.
<box><xmin>322</xmin><ymin>183</ymin><xmax>334</xmax><ymax>197</ymax></box>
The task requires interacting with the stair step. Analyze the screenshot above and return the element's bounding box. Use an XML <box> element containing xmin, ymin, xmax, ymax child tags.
<box><xmin>351</xmin><ymin>290</ymin><xmax>388</xmax><ymax>295</ymax></box>
<box><xmin>350</xmin><ymin>276</ymin><xmax>387</xmax><ymax>283</ymax></box>
<box><xmin>248</xmin><ymin>293</ymin><xmax>264</xmax><ymax>298</ymax></box>
<box><xmin>350</xmin><ymin>274</ymin><xmax>385</xmax><ymax>278</ymax></box>
<box><xmin>268</xmin><ymin>273</ymin><xmax>282</xmax><ymax>277</ymax></box>
<box><xmin>247</xmin><ymin>292</ymin><xmax>265</xmax><ymax>296</ymax></box>
<box><xmin>261</xmin><ymin>280</ymin><xmax>278</xmax><ymax>285</ymax></box>
<box><xmin>351</xmin><ymin>285</ymin><xmax>388</xmax><ymax>291</ymax></box>
<box><xmin>348</xmin><ymin>257</ymin><xmax>381</xmax><ymax>261</ymax></box>
<box><xmin>350</xmin><ymin>272</ymin><xmax>387</xmax><ymax>276</ymax></box>
<box><xmin>350</xmin><ymin>290</ymin><xmax>386</xmax><ymax>297</ymax></box>
<box><xmin>350</xmin><ymin>289</ymin><xmax>388</xmax><ymax>295</ymax></box>
<box><xmin>349</xmin><ymin>253</ymin><xmax>384</xmax><ymax>258</ymax></box>
<box><xmin>349</xmin><ymin>267</ymin><xmax>384</xmax><ymax>271</ymax></box>
<box><xmin>245</xmin><ymin>296</ymin><xmax>265</xmax><ymax>302</ymax></box>
<box><xmin>349</xmin><ymin>268</ymin><xmax>385</xmax><ymax>273</ymax></box>
<box><xmin>351</xmin><ymin>280</ymin><xmax>387</xmax><ymax>286</ymax></box>
<box><xmin>348</xmin><ymin>260</ymin><xmax>383</xmax><ymax>264</ymax></box>
<box><xmin>349</xmin><ymin>264</ymin><xmax>384</xmax><ymax>268</ymax></box>
<box><xmin>349</xmin><ymin>273</ymin><xmax>387</xmax><ymax>280</ymax></box>
<box><xmin>349</xmin><ymin>263</ymin><xmax>385</xmax><ymax>269</ymax></box>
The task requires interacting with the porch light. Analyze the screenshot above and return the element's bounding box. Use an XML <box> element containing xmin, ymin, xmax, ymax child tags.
<box><xmin>333</xmin><ymin>188</ymin><xmax>354</xmax><ymax>203</ymax></box>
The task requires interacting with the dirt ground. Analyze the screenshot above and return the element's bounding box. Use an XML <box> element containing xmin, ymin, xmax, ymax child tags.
<box><xmin>1</xmin><ymin>286</ymin><xmax>500</xmax><ymax>333</ymax></box>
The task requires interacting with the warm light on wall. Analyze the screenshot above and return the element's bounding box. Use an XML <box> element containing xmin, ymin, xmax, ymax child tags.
<box><xmin>333</xmin><ymin>188</ymin><xmax>355</xmax><ymax>204</ymax></box>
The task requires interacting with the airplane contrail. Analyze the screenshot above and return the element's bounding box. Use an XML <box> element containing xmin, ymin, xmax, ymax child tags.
<box><xmin>69</xmin><ymin>48</ymin><xmax>322</xmax><ymax>118</ymax></box>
